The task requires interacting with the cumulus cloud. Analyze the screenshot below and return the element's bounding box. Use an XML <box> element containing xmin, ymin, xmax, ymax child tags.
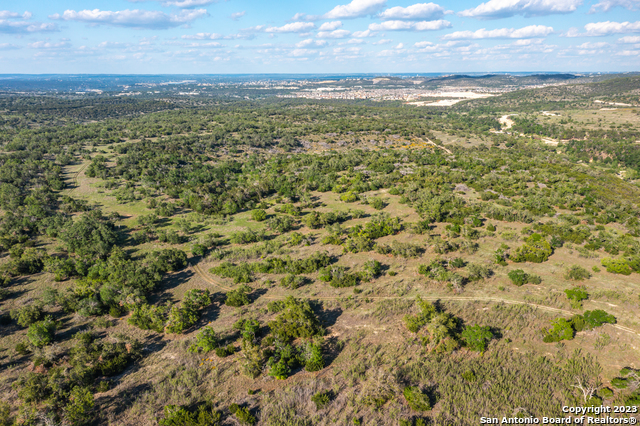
<box><xmin>442</xmin><ymin>24</ymin><xmax>553</xmax><ymax>39</ymax></box>
<box><xmin>296</xmin><ymin>39</ymin><xmax>328</xmax><ymax>48</ymax></box>
<box><xmin>619</xmin><ymin>35</ymin><xmax>640</xmax><ymax>42</ymax></box>
<box><xmin>576</xmin><ymin>41</ymin><xmax>609</xmax><ymax>48</ymax></box>
<box><xmin>379</xmin><ymin>3</ymin><xmax>446</xmax><ymax>20</ymax></box>
<box><xmin>325</xmin><ymin>0</ymin><xmax>387</xmax><ymax>19</ymax></box>
<box><xmin>319</xmin><ymin>21</ymin><xmax>343</xmax><ymax>31</ymax></box>
<box><xmin>0</xmin><ymin>42</ymin><xmax>19</xmax><ymax>49</ymax></box>
<box><xmin>182</xmin><ymin>32</ymin><xmax>223</xmax><ymax>39</ymax></box>
<box><xmin>128</xmin><ymin>0</ymin><xmax>218</xmax><ymax>8</ymax></box>
<box><xmin>590</xmin><ymin>0</ymin><xmax>640</xmax><ymax>12</ymax></box>
<box><xmin>369</xmin><ymin>19</ymin><xmax>451</xmax><ymax>31</ymax></box>
<box><xmin>352</xmin><ymin>29</ymin><xmax>374</xmax><ymax>37</ymax></box>
<box><xmin>49</xmin><ymin>9</ymin><xmax>207</xmax><ymax>29</ymax></box>
<box><xmin>584</xmin><ymin>21</ymin><xmax>640</xmax><ymax>36</ymax></box>
<box><xmin>0</xmin><ymin>11</ymin><xmax>58</xmax><ymax>33</ymax></box>
<box><xmin>373</xmin><ymin>38</ymin><xmax>392</xmax><ymax>44</ymax></box>
<box><xmin>265</xmin><ymin>22</ymin><xmax>315</xmax><ymax>33</ymax></box>
<box><xmin>317</xmin><ymin>29</ymin><xmax>351</xmax><ymax>38</ymax></box>
<box><xmin>231</xmin><ymin>11</ymin><xmax>245</xmax><ymax>20</ymax></box>
<box><xmin>459</xmin><ymin>0</ymin><xmax>582</xmax><ymax>19</ymax></box>
<box><xmin>28</xmin><ymin>41</ymin><xmax>70</xmax><ymax>49</ymax></box>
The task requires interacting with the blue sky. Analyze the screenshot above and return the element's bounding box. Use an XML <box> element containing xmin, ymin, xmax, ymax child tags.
<box><xmin>0</xmin><ymin>0</ymin><xmax>639</xmax><ymax>73</ymax></box>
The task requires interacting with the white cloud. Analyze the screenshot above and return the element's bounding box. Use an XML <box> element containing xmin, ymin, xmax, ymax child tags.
<box><xmin>616</xmin><ymin>49</ymin><xmax>640</xmax><ymax>55</ymax></box>
<box><xmin>414</xmin><ymin>41</ymin><xmax>434</xmax><ymax>47</ymax></box>
<box><xmin>325</xmin><ymin>0</ymin><xmax>387</xmax><ymax>19</ymax></box>
<box><xmin>369</xmin><ymin>19</ymin><xmax>451</xmax><ymax>31</ymax></box>
<box><xmin>28</xmin><ymin>41</ymin><xmax>70</xmax><ymax>49</ymax></box>
<box><xmin>590</xmin><ymin>0</ymin><xmax>640</xmax><ymax>12</ymax></box>
<box><xmin>379</xmin><ymin>3</ymin><xmax>446</xmax><ymax>20</ymax></box>
<box><xmin>128</xmin><ymin>0</ymin><xmax>217</xmax><ymax>8</ymax></box>
<box><xmin>162</xmin><ymin>0</ymin><xmax>216</xmax><ymax>7</ymax></box>
<box><xmin>443</xmin><ymin>24</ymin><xmax>553</xmax><ymax>39</ymax></box>
<box><xmin>265</xmin><ymin>22</ymin><xmax>315</xmax><ymax>33</ymax></box>
<box><xmin>395</xmin><ymin>42</ymin><xmax>404</xmax><ymax>48</ymax></box>
<box><xmin>0</xmin><ymin>11</ymin><xmax>57</xmax><ymax>33</ymax></box>
<box><xmin>352</xmin><ymin>29</ymin><xmax>374</xmax><ymax>37</ymax></box>
<box><xmin>581</xmin><ymin>21</ymin><xmax>640</xmax><ymax>36</ymax></box>
<box><xmin>182</xmin><ymin>32</ymin><xmax>223</xmax><ymax>39</ymax></box>
<box><xmin>373</xmin><ymin>38</ymin><xmax>392</xmax><ymax>44</ymax></box>
<box><xmin>319</xmin><ymin>21</ymin><xmax>343</xmax><ymax>31</ymax></box>
<box><xmin>619</xmin><ymin>35</ymin><xmax>640</xmax><ymax>43</ymax></box>
<box><xmin>296</xmin><ymin>39</ymin><xmax>328</xmax><ymax>47</ymax></box>
<box><xmin>459</xmin><ymin>0</ymin><xmax>582</xmax><ymax>19</ymax></box>
<box><xmin>49</xmin><ymin>9</ymin><xmax>208</xmax><ymax>29</ymax></box>
<box><xmin>576</xmin><ymin>41</ymin><xmax>609</xmax><ymax>48</ymax></box>
<box><xmin>0</xmin><ymin>42</ymin><xmax>19</xmax><ymax>49</ymax></box>
<box><xmin>317</xmin><ymin>29</ymin><xmax>351</xmax><ymax>38</ymax></box>
<box><xmin>230</xmin><ymin>11</ymin><xmax>245</xmax><ymax>20</ymax></box>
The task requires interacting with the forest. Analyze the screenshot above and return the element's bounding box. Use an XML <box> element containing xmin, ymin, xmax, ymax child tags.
<box><xmin>1</xmin><ymin>74</ymin><xmax>640</xmax><ymax>426</ymax></box>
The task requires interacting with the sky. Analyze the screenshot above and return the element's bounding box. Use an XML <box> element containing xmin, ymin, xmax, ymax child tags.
<box><xmin>0</xmin><ymin>0</ymin><xmax>639</xmax><ymax>74</ymax></box>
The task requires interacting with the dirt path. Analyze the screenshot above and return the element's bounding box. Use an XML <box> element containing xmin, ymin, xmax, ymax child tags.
<box><xmin>64</xmin><ymin>161</ymin><xmax>89</xmax><ymax>193</ymax></box>
<box><xmin>190</xmin><ymin>263</ymin><xmax>640</xmax><ymax>338</ymax></box>
<box><xmin>420</xmin><ymin>137</ymin><xmax>453</xmax><ymax>155</ymax></box>
<box><xmin>499</xmin><ymin>114</ymin><xmax>515</xmax><ymax>130</ymax></box>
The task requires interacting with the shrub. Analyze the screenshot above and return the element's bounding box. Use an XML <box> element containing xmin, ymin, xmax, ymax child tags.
<box><xmin>600</xmin><ymin>387</ymin><xmax>614</xmax><ymax>398</ymax></box>
<box><xmin>188</xmin><ymin>326</ymin><xmax>218</xmax><ymax>353</ymax></box>
<box><xmin>543</xmin><ymin>318</ymin><xmax>575</xmax><ymax>343</ymax></box>
<box><xmin>507</xmin><ymin>269</ymin><xmax>541</xmax><ymax>286</ymax></box>
<box><xmin>280</xmin><ymin>274</ymin><xmax>306</xmax><ymax>289</ymax></box>
<box><xmin>461</xmin><ymin>325</ymin><xmax>493</xmax><ymax>352</ymax></box>
<box><xmin>583</xmin><ymin>310</ymin><xmax>616</xmax><ymax>329</ymax></box>
<box><xmin>215</xmin><ymin>345</ymin><xmax>236</xmax><ymax>358</ymax></box>
<box><xmin>302</xmin><ymin>342</ymin><xmax>324</xmax><ymax>372</ymax></box>
<box><xmin>565</xmin><ymin>287</ymin><xmax>588</xmax><ymax>302</ymax></box>
<box><xmin>268</xmin><ymin>296</ymin><xmax>323</xmax><ymax>342</ymax></box>
<box><xmin>601</xmin><ymin>258</ymin><xmax>633</xmax><ymax>275</ymax></box>
<box><xmin>158</xmin><ymin>404</ymin><xmax>221</xmax><ymax>426</ymax></box>
<box><xmin>611</xmin><ymin>378</ymin><xmax>629</xmax><ymax>389</ymax></box>
<box><xmin>370</xmin><ymin>197</ymin><xmax>386</xmax><ymax>210</ymax></box>
<box><xmin>467</xmin><ymin>264</ymin><xmax>492</xmax><ymax>281</ymax></box>
<box><xmin>11</xmin><ymin>303</ymin><xmax>44</xmax><ymax>327</ymax></box>
<box><xmin>267</xmin><ymin>215</ymin><xmax>295</xmax><ymax>233</ymax></box>
<box><xmin>312</xmin><ymin>390</ymin><xmax>331</xmax><ymax>409</ymax></box>
<box><xmin>510</xmin><ymin>234</ymin><xmax>553</xmax><ymax>263</ymax></box>
<box><xmin>165</xmin><ymin>305</ymin><xmax>199</xmax><ymax>334</ymax></box>
<box><xmin>564</xmin><ymin>265</ymin><xmax>591</xmax><ymax>281</ymax></box>
<box><xmin>319</xmin><ymin>265</ymin><xmax>358</xmax><ymax>287</ymax></box>
<box><xmin>340</xmin><ymin>192</ymin><xmax>359</xmax><ymax>203</ymax></box>
<box><xmin>27</xmin><ymin>317</ymin><xmax>56</xmax><ymax>347</ymax></box>
<box><xmin>225</xmin><ymin>285</ymin><xmax>252</xmax><ymax>307</ymax></box>
<box><xmin>251</xmin><ymin>209</ymin><xmax>267</xmax><ymax>222</ymax></box>
<box><xmin>183</xmin><ymin>289</ymin><xmax>211</xmax><ymax>310</ymax></box>
<box><xmin>234</xmin><ymin>407</ymin><xmax>256</xmax><ymax>425</ymax></box>
<box><xmin>128</xmin><ymin>304</ymin><xmax>167</xmax><ymax>333</ymax></box>
<box><xmin>360</xmin><ymin>260</ymin><xmax>382</xmax><ymax>282</ymax></box>
<box><xmin>63</xmin><ymin>386</ymin><xmax>94</xmax><ymax>426</ymax></box>
<box><xmin>210</xmin><ymin>262</ymin><xmax>254</xmax><ymax>284</ymax></box>
<box><xmin>403</xmin><ymin>386</ymin><xmax>431</xmax><ymax>411</ymax></box>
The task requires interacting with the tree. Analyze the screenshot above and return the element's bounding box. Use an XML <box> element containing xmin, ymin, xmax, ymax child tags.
<box><xmin>461</xmin><ymin>325</ymin><xmax>493</xmax><ymax>352</ymax></box>
<box><xmin>64</xmin><ymin>386</ymin><xmax>94</xmax><ymax>426</ymax></box>
<box><xmin>26</xmin><ymin>316</ymin><xmax>56</xmax><ymax>347</ymax></box>
<box><xmin>60</xmin><ymin>211</ymin><xmax>117</xmax><ymax>259</ymax></box>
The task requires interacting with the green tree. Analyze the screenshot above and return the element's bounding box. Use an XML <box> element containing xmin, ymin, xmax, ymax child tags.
<box><xmin>461</xmin><ymin>325</ymin><xmax>493</xmax><ymax>352</ymax></box>
<box><xmin>64</xmin><ymin>386</ymin><xmax>94</xmax><ymax>426</ymax></box>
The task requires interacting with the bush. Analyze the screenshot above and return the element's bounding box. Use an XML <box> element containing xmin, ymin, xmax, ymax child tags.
<box><xmin>507</xmin><ymin>269</ymin><xmax>541</xmax><ymax>286</ymax></box>
<box><xmin>601</xmin><ymin>258</ymin><xmax>633</xmax><ymax>275</ymax></box>
<box><xmin>225</xmin><ymin>285</ymin><xmax>252</xmax><ymax>307</ymax></box>
<box><xmin>165</xmin><ymin>305</ymin><xmax>199</xmax><ymax>334</ymax></box>
<box><xmin>302</xmin><ymin>342</ymin><xmax>324</xmax><ymax>372</ymax></box>
<box><xmin>583</xmin><ymin>310</ymin><xmax>616</xmax><ymax>329</ymax></box>
<box><xmin>319</xmin><ymin>265</ymin><xmax>358</xmax><ymax>287</ymax></box>
<box><xmin>128</xmin><ymin>304</ymin><xmax>167</xmax><ymax>333</ymax></box>
<box><xmin>600</xmin><ymin>387</ymin><xmax>614</xmax><ymax>398</ymax></box>
<box><xmin>210</xmin><ymin>262</ymin><xmax>254</xmax><ymax>284</ymax></box>
<box><xmin>158</xmin><ymin>403</ymin><xmax>221</xmax><ymax>426</ymax></box>
<box><xmin>280</xmin><ymin>274</ymin><xmax>306</xmax><ymax>289</ymax></box>
<box><xmin>312</xmin><ymin>390</ymin><xmax>332</xmax><ymax>409</ymax></box>
<box><xmin>27</xmin><ymin>317</ymin><xmax>56</xmax><ymax>347</ymax></box>
<box><xmin>268</xmin><ymin>296</ymin><xmax>323</xmax><ymax>342</ymax></box>
<box><xmin>64</xmin><ymin>386</ymin><xmax>94</xmax><ymax>426</ymax></box>
<box><xmin>11</xmin><ymin>303</ymin><xmax>44</xmax><ymax>327</ymax></box>
<box><xmin>340</xmin><ymin>192</ymin><xmax>359</xmax><ymax>203</ymax></box>
<box><xmin>234</xmin><ymin>407</ymin><xmax>256</xmax><ymax>425</ymax></box>
<box><xmin>510</xmin><ymin>234</ymin><xmax>553</xmax><ymax>263</ymax></box>
<box><xmin>403</xmin><ymin>386</ymin><xmax>431</xmax><ymax>411</ymax></box>
<box><xmin>188</xmin><ymin>326</ymin><xmax>218</xmax><ymax>353</ymax></box>
<box><xmin>565</xmin><ymin>287</ymin><xmax>588</xmax><ymax>302</ymax></box>
<box><xmin>215</xmin><ymin>345</ymin><xmax>236</xmax><ymax>358</ymax></box>
<box><xmin>461</xmin><ymin>325</ymin><xmax>493</xmax><ymax>352</ymax></box>
<box><xmin>267</xmin><ymin>215</ymin><xmax>295</xmax><ymax>233</ymax></box>
<box><xmin>183</xmin><ymin>289</ymin><xmax>211</xmax><ymax>310</ymax></box>
<box><xmin>251</xmin><ymin>209</ymin><xmax>267</xmax><ymax>222</ymax></box>
<box><xmin>611</xmin><ymin>378</ymin><xmax>629</xmax><ymax>389</ymax></box>
<box><xmin>370</xmin><ymin>197</ymin><xmax>387</xmax><ymax>210</ymax></box>
<box><xmin>564</xmin><ymin>265</ymin><xmax>591</xmax><ymax>281</ymax></box>
<box><xmin>543</xmin><ymin>318</ymin><xmax>575</xmax><ymax>343</ymax></box>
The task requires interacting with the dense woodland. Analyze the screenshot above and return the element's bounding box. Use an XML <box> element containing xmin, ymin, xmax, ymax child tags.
<box><xmin>1</xmin><ymin>75</ymin><xmax>640</xmax><ymax>426</ymax></box>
